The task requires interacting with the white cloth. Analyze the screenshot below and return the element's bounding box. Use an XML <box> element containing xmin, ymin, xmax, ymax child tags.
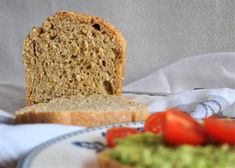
<box><xmin>1</xmin><ymin>53</ymin><xmax>235</xmax><ymax>167</ymax></box>
<box><xmin>123</xmin><ymin>52</ymin><xmax>235</xmax><ymax>93</ymax></box>
<box><xmin>127</xmin><ymin>88</ymin><xmax>235</xmax><ymax>118</ymax></box>
<box><xmin>0</xmin><ymin>124</ymin><xmax>83</xmax><ymax>168</ymax></box>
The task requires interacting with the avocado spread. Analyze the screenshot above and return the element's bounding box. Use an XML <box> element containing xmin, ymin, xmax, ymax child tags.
<box><xmin>108</xmin><ymin>133</ymin><xmax>235</xmax><ymax>168</ymax></box>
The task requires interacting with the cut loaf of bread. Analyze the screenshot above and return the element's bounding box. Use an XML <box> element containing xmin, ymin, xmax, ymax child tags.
<box><xmin>15</xmin><ymin>95</ymin><xmax>149</xmax><ymax>127</ymax></box>
<box><xmin>23</xmin><ymin>11</ymin><xmax>126</xmax><ymax>105</ymax></box>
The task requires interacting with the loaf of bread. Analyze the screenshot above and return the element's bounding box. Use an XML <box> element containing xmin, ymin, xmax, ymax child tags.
<box><xmin>15</xmin><ymin>95</ymin><xmax>148</xmax><ymax>127</ymax></box>
<box><xmin>23</xmin><ymin>11</ymin><xmax>126</xmax><ymax>105</ymax></box>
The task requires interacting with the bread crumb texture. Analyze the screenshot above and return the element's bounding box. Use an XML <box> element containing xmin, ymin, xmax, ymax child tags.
<box><xmin>23</xmin><ymin>11</ymin><xmax>126</xmax><ymax>105</ymax></box>
<box><xmin>17</xmin><ymin>95</ymin><xmax>145</xmax><ymax>113</ymax></box>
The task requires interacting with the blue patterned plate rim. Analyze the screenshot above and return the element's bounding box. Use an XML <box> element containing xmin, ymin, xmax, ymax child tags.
<box><xmin>17</xmin><ymin>121</ymin><xmax>144</xmax><ymax>168</ymax></box>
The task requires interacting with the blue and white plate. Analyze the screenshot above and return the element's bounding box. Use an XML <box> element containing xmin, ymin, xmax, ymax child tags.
<box><xmin>17</xmin><ymin>122</ymin><xmax>143</xmax><ymax>168</ymax></box>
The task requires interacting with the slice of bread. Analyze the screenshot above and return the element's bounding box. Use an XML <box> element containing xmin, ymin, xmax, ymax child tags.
<box><xmin>98</xmin><ymin>150</ymin><xmax>132</xmax><ymax>168</ymax></box>
<box><xmin>23</xmin><ymin>11</ymin><xmax>126</xmax><ymax>105</ymax></box>
<box><xmin>15</xmin><ymin>95</ymin><xmax>148</xmax><ymax>127</ymax></box>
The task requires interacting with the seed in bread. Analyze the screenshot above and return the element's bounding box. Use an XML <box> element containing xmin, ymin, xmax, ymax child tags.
<box><xmin>23</xmin><ymin>11</ymin><xmax>126</xmax><ymax>105</ymax></box>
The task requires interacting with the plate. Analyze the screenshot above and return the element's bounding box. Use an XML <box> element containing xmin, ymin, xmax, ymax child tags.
<box><xmin>17</xmin><ymin>122</ymin><xmax>143</xmax><ymax>168</ymax></box>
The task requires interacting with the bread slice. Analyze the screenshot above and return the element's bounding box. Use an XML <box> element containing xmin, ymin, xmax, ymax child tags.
<box><xmin>23</xmin><ymin>11</ymin><xmax>126</xmax><ymax>105</ymax></box>
<box><xmin>15</xmin><ymin>95</ymin><xmax>148</xmax><ymax>127</ymax></box>
<box><xmin>98</xmin><ymin>150</ymin><xmax>132</xmax><ymax>168</ymax></box>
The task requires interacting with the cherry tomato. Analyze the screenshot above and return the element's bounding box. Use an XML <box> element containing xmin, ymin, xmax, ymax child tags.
<box><xmin>163</xmin><ymin>108</ymin><xmax>205</xmax><ymax>146</ymax></box>
<box><xmin>106</xmin><ymin>127</ymin><xmax>140</xmax><ymax>147</ymax></box>
<box><xmin>205</xmin><ymin>117</ymin><xmax>235</xmax><ymax>145</ymax></box>
<box><xmin>144</xmin><ymin>112</ymin><xmax>166</xmax><ymax>134</ymax></box>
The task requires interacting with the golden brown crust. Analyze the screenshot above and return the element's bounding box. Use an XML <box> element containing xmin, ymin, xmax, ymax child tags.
<box><xmin>23</xmin><ymin>43</ymin><xmax>31</xmax><ymax>106</ymax></box>
<box><xmin>97</xmin><ymin>150</ymin><xmax>132</xmax><ymax>168</ymax></box>
<box><xmin>16</xmin><ymin>111</ymin><xmax>148</xmax><ymax>127</ymax></box>
<box><xmin>54</xmin><ymin>11</ymin><xmax>126</xmax><ymax>48</ymax></box>
<box><xmin>25</xmin><ymin>70</ymin><xmax>31</xmax><ymax>106</ymax></box>
<box><xmin>24</xmin><ymin>11</ymin><xmax>126</xmax><ymax>106</ymax></box>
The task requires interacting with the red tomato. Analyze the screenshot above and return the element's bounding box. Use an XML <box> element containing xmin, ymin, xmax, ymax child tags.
<box><xmin>106</xmin><ymin>127</ymin><xmax>140</xmax><ymax>147</ymax></box>
<box><xmin>163</xmin><ymin>108</ymin><xmax>205</xmax><ymax>146</ymax></box>
<box><xmin>144</xmin><ymin>112</ymin><xmax>166</xmax><ymax>134</ymax></box>
<box><xmin>205</xmin><ymin>117</ymin><xmax>235</xmax><ymax>145</ymax></box>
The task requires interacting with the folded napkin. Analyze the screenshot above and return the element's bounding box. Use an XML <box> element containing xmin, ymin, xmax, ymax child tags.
<box><xmin>1</xmin><ymin>52</ymin><xmax>235</xmax><ymax>167</ymax></box>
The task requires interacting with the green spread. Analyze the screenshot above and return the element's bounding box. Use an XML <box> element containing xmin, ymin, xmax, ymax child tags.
<box><xmin>108</xmin><ymin>133</ymin><xmax>235</xmax><ymax>168</ymax></box>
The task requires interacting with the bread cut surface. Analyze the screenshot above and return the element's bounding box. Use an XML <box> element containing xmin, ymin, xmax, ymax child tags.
<box><xmin>15</xmin><ymin>95</ymin><xmax>149</xmax><ymax>127</ymax></box>
<box><xmin>23</xmin><ymin>11</ymin><xmax>126</xmax><ymax>105</ymax></box>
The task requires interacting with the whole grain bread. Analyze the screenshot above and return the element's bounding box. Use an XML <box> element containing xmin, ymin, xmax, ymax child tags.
<box><xmin>98</xmin><ymin>150</ymin><xmax>132</xmax><ymax>168</ymax></box>
<box><xmin>15</xmin><ymin>95</ymin><xmax>148</xmax><ymax>127</ymax></box>
<box><xmin>23</xmin><ymin>11</ymin><xmax>126</xmax><ymax>105</ymax></box>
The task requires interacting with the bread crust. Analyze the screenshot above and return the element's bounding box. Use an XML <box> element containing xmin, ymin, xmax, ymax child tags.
<box><xmin>24</xmin><ymin>11</ymin><xmax>126</xmax><ymax>106</ymax></box>
<box><xmin>16</xmin><ymin>111</ymin><xmax>148</xmax><ymax>127</ymax></box>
